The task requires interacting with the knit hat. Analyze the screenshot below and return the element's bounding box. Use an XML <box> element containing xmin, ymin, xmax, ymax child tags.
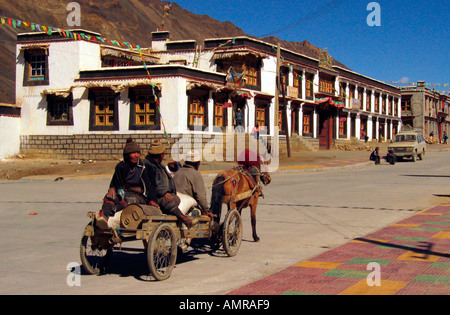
<box><xmin>148</xmin><ymin>139</ymin><xmax>166</xmax><ymax>155</ymax></box>
<box><xmin>123</xmin><ymin>137</ymin><xmax>141</xmax><ymax>155</ymax></box>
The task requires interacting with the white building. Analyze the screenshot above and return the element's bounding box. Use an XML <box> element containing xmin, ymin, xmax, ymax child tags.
<box><xmin>12</xmin><ymin>30</ymin><xmax>402</xmax><ymax>160</ymax></box>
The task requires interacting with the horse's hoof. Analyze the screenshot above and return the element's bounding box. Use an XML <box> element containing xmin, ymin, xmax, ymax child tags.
<box><xmin>253</xmin><ymin>237</ymin><xmax>260</xmax><ymax>242</ymax></box>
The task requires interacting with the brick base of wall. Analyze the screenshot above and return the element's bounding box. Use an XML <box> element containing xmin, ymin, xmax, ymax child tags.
<box><xmin>20</xmin><ymin>134</ymin><xmax>182</xmax><ymax>160</ymax></box>
<box><xmin>19</xmin><ymin>133</ymin><xmax>279</xmax><ymax>161</ymax></box>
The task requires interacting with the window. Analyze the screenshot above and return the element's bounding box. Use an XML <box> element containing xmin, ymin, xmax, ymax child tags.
<box><xmin>89</xmin><ymin>89</ymin><xmax>119</xmax><ymax>131</ymax></box>
<box><xmin>319</xmin><ymin>74</ymin><xmax>335</xmax><ymax>95</ymax></box>
<box><xmin>187</xmin><ymin>88</ymin><xmax>208</xmax><ymax>129</ymax></box>
<box><xmin>23</xmin><ymin>49</ymin><xmax>49</xmax><ymax>86</ymax></box>
<box><xmin>129</xmin><ymin>87</ymin><xmax>160</xmax><ymax>130</ymax></box>
<box><xmin>305</xmin><ymin>73</ymin><xmax>314</xmax><ymax>99</ymax></box>
<box><xmin>349</xmin><ymin>85</ymin><xmax>355</xmax><ymax>100</ymax></box>
<box><xmin>102</xmin><ymin>57</ymin><xmax>141</xmax><ymax>68</ymax></box>
<box><xmin>255</xmin><ymin>99</ymin><xmax>270</xmax><ymax>134</ymax></box>
<box><xmin>246</xmin><ymin>63</ymin><xmax>259</xmax><ymax>87</ymax></box>
<box><xmin>214</xmin><ymin>103</ymin><xmax>224</xmax><ymax>127</ymax></box>
<box><xmin>366</xmin><ymin>91</ymin><xmax>372</xmax><ymax>112</ymax></box>
<box><xmin>339</xmin><ymin>83</ymin><xmax>347</xmax><ymax>102</ymax></box>
<box><xmin>339</xmin><ymin>118</ymin><xmax>347</xmax><ymax>138</ymax></box>
<box><xmin>47</xmin><ymin>94</ymin><xmax>73</xmax><ymax>126</ymax></box>
<box><xmin>387</xmin><ymin>97</ymin><xmax>391</xmax><ymax>115</ymax></box>
<box><xmin>319</xmin><ymin>79</ymin><xmax>334</xmax><ymax>94</ymax></box>
<box><xmin>217</xmin><ymin>56</ymin><xmax>261</xmax><ymax>90</ymax></box>
<box><xmin>189</xmin><ymin>97</ymin><xmax>205</xmax><ymax>126</ymax></box>
<box><xmin>135</xmin><ymin>97</ymin><xmax>156</xmax><ymax>125</ymax></box>
<box><xmin>358</xmin><ymin>88</ymin><xmax>363</xmax><ymax>104</ymax></box>
<box><xmin>213</xmin><ymin>92</ymin><xmax>229</xmax><ymax>129</ymax></box>
<box><xmin>302</xmin><ymin>110</ymin><xmax>313</xmax><ymax>136</ymax></box>
<box><xmin>382</xmin><ymin>96</ymin><xmax>386</xmax><ymax>114</ymax></box>
<box><xmin>293</xmin><ymin>72</ymin><xmax>302</xmax><ymax>98</ymax></box>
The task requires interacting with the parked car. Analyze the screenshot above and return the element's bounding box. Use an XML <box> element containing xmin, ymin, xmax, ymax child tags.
<box><xmin>388</xmin><ymin>131</ymin><xmax>427</xmax><ymax>162</ymax></box>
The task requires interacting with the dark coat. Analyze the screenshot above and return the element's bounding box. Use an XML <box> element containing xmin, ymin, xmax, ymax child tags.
<box><xmin>109</xmin><ymin>158</ymin><xmax>157</xmax><ymax>203</ymax></box>
<box><xmin>145</xmin><ymin>155</ymin><xmax>177</xmax><ymax>198</ymax></box>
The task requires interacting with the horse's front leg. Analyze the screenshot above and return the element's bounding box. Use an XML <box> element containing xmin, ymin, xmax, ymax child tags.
<box><xmin>249</xmin><ymin>197</ymin><xmax>260</xmax><ymax>242</ymax></box>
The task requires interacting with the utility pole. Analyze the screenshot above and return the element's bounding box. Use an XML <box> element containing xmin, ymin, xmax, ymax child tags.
<box><xmin>275</xmin><ymin>42</ymin><xmax>291</xmax><ymax>158</ymax></box>
<box><xmin>274</xmin><ymin>42</ymin><xmax>280</xmax><ymax>158</ymax></box>
<box><xmin>281</xmin><ymin>72</ymin><xmax>291</xmax><ymax>157</ymax></box>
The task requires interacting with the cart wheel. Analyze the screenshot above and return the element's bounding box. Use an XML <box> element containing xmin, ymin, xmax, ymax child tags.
<box><xmin>80</xmin><ymin>223</ymin><xmax>113</xmax><ymax>275</ymax></box>
<box><xmin>222</xmin><ymin>209</ymin><xmax>242</xmax><ymax>257</ymax></box>
<box><xmin>147</xmin><ymin>223</ymin><xmax>177</xmax><ymax>281</ymax></box>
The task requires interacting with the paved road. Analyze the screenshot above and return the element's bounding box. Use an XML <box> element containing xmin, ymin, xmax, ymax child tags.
<box><xmin>0</xmin><ymin>150</ymin><xmax>448</xmax><ymax>295</ymax></box>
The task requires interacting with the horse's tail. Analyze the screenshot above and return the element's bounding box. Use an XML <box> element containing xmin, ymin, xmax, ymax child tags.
<box><xmin>210</xmin><ymin>175</ymin><xmax>225</xmax><ymax>223</ymax></box>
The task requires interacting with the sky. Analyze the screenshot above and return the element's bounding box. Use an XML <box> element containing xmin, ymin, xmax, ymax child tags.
<box><xmin>173</xmin><ymin>0</ymin><xmax>449</xmax><ymax>94</ymax></box>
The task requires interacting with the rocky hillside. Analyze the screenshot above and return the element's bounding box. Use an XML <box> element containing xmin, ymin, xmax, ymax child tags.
<box><xmin>0</xmin><ymin>0</ymin><xmax>347</xmax><ymax>104</ymax></box>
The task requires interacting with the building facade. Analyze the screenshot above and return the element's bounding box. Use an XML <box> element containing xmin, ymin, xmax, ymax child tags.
<box><xmin>13</xmin><ymin>29</ymin><xmax>403</xmax><ymax>160</ymax></box>
<box><xmin>400</xmin><ymin>81</ymin><xmax>450</xmax><ymax>141</ymax></box>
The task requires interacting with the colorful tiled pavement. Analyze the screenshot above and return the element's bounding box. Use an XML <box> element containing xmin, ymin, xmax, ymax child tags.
<box><xmin>228</xmin><ymin>205</ymin><xmax>450</xmax><ymax>295</ymax></box>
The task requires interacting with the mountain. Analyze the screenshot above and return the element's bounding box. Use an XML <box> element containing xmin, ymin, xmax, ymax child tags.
<box><xmin>0</xmin><ymin>0</ymin><xmax>347</xmax><ymax>104</ymax></box>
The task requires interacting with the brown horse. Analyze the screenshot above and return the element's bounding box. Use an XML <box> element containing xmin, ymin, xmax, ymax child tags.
<box><xmin>210</xmin><ymin>165</ymin><xmax>271</xmax><ymax>242</ymax></box>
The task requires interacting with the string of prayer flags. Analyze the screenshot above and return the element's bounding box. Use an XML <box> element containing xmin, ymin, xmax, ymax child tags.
<box><xmin>159</xmin><ymin>3</ymin><xmax>173</xmax><ymax>31</ymax></box>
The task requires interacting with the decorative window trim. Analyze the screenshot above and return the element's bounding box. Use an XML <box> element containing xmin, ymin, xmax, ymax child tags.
<box><xmin>255</xmin><ymin>98</ymin><xmax>270</xmax><ymax>134</ymax></box>
<box><xmin>46</xmin><ymin>93</ymin><xmax>73</xmax><ymax>126</ymax></box>
<box><xmin>187</xmin><ymin>88</ymin><xmax>209</xmax><ymax>130</ymax></box>
<box><xmin>23</xmin><ymin>48</ymin><xmax>49</xmax><ymax>86</ymax></box>
<box><xmin>88</xmin><ymin>88</ymin><xmax>119</xmax><ymax>131</ymax></box>
<box><xmin>129</xmin><ymin>86</ymin><xmax>161</xmax><ymax>131</ymax></box>
<box><xmin>213</xmin><ymin>92</ymin><xmax>229</xmax><ymax>131</ymax></box>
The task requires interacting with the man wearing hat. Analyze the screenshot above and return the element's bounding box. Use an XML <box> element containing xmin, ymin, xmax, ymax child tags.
<box><xmin>145</xmin><ymin>140</ymin><xmax>198</xmax><ymax>228</ymax></box>
<box><xmin>173</xmin><ymin>150</ymin><xmax>213</xmax><ymax>219</ymax></box>
<box><xmin>97</xmin><ymin>137</ymin><xmax>157</xmax><ymax>229</ymax></box>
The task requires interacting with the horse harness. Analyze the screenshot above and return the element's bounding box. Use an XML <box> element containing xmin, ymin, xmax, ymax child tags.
<box><xmin>211</xmin><ymin>166</ymin><xmax>264</xmax><ymax>205</ymax></box>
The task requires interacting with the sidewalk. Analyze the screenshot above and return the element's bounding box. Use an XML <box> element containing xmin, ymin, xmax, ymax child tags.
<box><xmin>224</xmin><ymin>144</ymin><xmax>450</xmax><ymax>295</ymax></box>
<box><xmin>227</xmin><ymin>204</ymin><xmax>450</xmax><ymax>295</ymax></box>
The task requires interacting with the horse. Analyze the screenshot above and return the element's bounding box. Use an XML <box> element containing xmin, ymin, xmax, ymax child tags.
<box><xmin>210</xmin><ymin>151</ymin><xmax>271</xmax><ymax>242</ymax></box>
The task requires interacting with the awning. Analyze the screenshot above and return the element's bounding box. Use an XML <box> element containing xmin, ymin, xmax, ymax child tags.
<box><xmin>101</xmin><ymin>46</ymin><xmax>158</xmax><ymax>64</ymax></box>
<box><xmin>315</xmin><ymin>97</ymin><xmax>345</xmax><ymax>108</ymax></box>
<box><xmin>41</xmin><ymin>88</ymin><xmax>73</xmax><ymax>98</ymax></box>
<box><xmin>212</xmin><ymin>49</ymin><xmax>268</xmax><ymax>60</ymax></box>
<box><xmin>19</xmin><ymin>44</ymin><xmax>49</xmax><ymax>51</ymax></box>
<box><xmin>74</xmin><ymin>79</ymin><xmax>162</xmax><ymax>93</ymax></box>
<box><xmin>236</xmin><ymin>90</ymin><xmax>253</xmax><ymax>99</ymax></box>
<box><xmin>187</xmin><ymin>81</ymin><xmax>222</xmax><ymax>92</ymax></box>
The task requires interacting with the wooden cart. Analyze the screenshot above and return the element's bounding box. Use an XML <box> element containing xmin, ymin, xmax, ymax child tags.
<box><xmin>80</xmin><ymin>204</ymin><xmax>242</xmax><ymax>281</ymax></box>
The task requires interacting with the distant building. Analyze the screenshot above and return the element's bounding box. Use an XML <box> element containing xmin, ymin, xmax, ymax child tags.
<box><xmin>13</xmin><ymin>29</ymin><xmax>402</xmax><ymax>160</ymax></box>
<box><xmin>400</xmin><ymin>81</ymin><xmax>450</xmax><ymax>141</ymax></box>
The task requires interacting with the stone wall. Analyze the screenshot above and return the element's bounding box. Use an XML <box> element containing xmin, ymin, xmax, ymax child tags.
<box><xmin>19</xmin><ymin>134</ymin><xmax>182</xmax><ymax>160</ymax></box>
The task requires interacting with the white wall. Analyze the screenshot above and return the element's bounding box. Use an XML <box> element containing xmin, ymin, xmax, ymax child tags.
<box><xmin>0</xmin><ymin>116</ymin><xmax>21</xmax><ymax>159</ymax></box>
<box><xmin>16</xmin><ymin>40</ymin><xmax>101</xmax><ymax>136</ymax></box>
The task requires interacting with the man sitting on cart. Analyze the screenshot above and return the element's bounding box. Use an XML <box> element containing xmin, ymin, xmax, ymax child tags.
<box><xmin>145</xmin><ymin>140</ymin><xmax>198</xmax><ymax>229</ymax></box>
<box><xmin>173</xmin><ymin>150</ymin><xmax>214</xmax><ymax>220</ymax></box>
<box><xmin>97</xmin><ymin>138</ymin><xmax>158</xmax><ymax>229</ymax></box>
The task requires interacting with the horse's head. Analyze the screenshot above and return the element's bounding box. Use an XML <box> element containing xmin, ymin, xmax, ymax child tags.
<box><xmin>260</xmin><ymin>172</ymin><xmax>271</xmax><ymax>186</ymax></box>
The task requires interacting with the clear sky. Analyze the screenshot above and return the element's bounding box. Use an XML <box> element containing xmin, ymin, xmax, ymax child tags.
<box><xmin>173</xmin><ymin>0</ymin><xmax>449</xmax><ymax>94</ymax></box>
